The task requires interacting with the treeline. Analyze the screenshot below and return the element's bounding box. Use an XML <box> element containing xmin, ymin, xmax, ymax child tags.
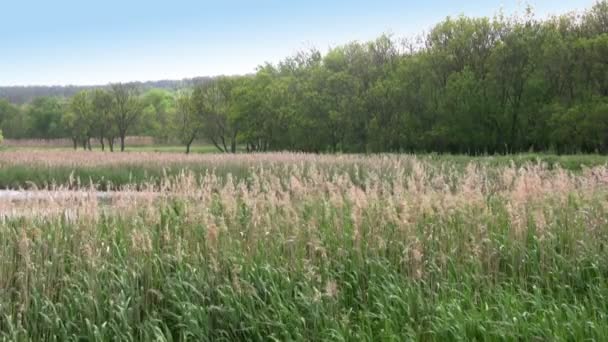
<box><xmin>0</xmin><ymin>77</ymin><xmax>214</xmax><ymax>105</ymax></box>
<box><xmin>1</xmin><ymin>1</ymin><xmax>607</xmax><ymax>154</ymax></box>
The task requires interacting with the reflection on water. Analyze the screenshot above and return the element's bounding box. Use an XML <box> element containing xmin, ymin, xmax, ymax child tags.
<box><xmin>0</xmin><ymin>190</ymin><xmax>111</xmax><ymax>200</ymax></box>
<box><xmin>0</xmin><ymin>190</ymin><xmax>160</xmax><ymax>220</ymax></box>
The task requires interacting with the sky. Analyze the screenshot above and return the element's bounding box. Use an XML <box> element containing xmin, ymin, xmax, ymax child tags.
<box><xmin>0</xmin><ymin>0</ymin><xmax>597</xmax><ymax>86</ymax></box>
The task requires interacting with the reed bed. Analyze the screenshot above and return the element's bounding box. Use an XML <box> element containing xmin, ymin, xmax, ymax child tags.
<box><xmin>1</xmin><ymin>150</ymin><xmax>607</xmax><ymax>169</ymax></box>
<box><xmin>0</xmin><ymin>151</ymin><xmax>419</xmax><ymax>190</ymax></box>
<box><xmin>1</xmin><ymin>155</ymin><xmax>608</xmax><ymax>340</ymax></box>
<box><xmin>0</xmin><ymin>151</ymin><xmax>607</xmax><ymax>190</ymax></box>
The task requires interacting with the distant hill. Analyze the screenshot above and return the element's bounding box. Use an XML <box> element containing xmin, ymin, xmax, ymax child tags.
<box><xmin>0</xmin><ymin>77</ymin><xmax>214</xmax><ymax>104</ymax></box>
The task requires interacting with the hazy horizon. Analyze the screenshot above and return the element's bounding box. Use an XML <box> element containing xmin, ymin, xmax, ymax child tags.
<box><xmin>1</xmin><ymin>0</ymin><xmax>595</xmax><ymax>87</ymax></box>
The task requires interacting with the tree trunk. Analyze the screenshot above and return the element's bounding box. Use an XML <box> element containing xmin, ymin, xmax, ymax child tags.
<box><xmin>108</xmin><ymin>137</ymin><xmax>114</xmax><ymax>152</ymax></box>
<box><xmin>210</xmin><ymin>137</ymin><xmax>226</xmax><ymax>153</ymax></box>
<box><xmin>72</xmin><ymin>138</ymin><xmax>78</xmax><ymax>150</ymax></box>
<box><xmin>99</xmin><ymin>137</ymin><xmax>105</xmax><ymax>151</ymax></box>
<box><xmin>186</xmin><ymin>136</ymin><xmax>196</xmax><ymax>154</ymax></box>
<box><xmin>220</xmin><ymin>136</ymin><xmax>228</xmax><ymax>153</ymax></box>
<box><xmin>120</xmin><ymin>135</ymin><xmax>126</xmax><ymax>152</ymax></box>
<box><xmin>87</xmin><ymin>138</ymin><xmax>92</xmax><ymax>151</ymax></box>
<box><xmin>231</xmin><ymin>130</ymin><xmax>238</xmax><ymax>153</ymax></box>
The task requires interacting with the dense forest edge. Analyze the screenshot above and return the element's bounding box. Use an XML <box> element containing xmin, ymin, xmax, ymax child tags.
<box><xmin>1</xmin><ymin>1</ymin><xmax>607</xmax><ymax>154</ymax></box>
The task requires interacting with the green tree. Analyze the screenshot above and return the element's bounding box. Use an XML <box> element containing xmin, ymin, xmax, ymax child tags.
<box><xmin>192</xmin><ymin>77</ymin><xmax>239</xmax><ymax>153</ymax></box>
<box><xmin>110</xmin><ymin>83</ymin><xmax>143</xmax><ymax>152</ymax></box>
<box><xmin>0</xmin><ymin>99</ymin><xmax>27</xmax><ymax>139</ymax></box>
<box><xmin>27</xmin><ymin>97</ymin><xmax>66</xmax><ymax>139</ymax></box>
<box><xmin>70</xmin><ymin>91</ymin><xmax>95</xmax><ymax>150</ymax></box>
<box><xmin>173</xmin><ymin>91</ymin><xmax>202</xmax><ymax>154</ymax></box>
<box><xmin>91</xmin><ymin>89</ymin><xmax>116</xmax><ymax>151</ymax></box>
<box><xmin>141</xmin><ymin>89</ymin><xmax>175</xmax><ymax>143</ymax></box>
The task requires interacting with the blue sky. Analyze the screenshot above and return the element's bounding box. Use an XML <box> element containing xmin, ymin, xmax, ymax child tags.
<box><xmin>0</xmin><ymin>0</ymin><xmax>596</xmax><ymax>86</ymax></box>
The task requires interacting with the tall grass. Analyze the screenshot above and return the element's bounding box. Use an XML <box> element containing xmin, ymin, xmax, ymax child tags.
<box><xmin>1</xmin><ymin>156</ymin><xmax>608</xmax><ymax>340</ymax></box>
<box><xmin>0</xmin><ymin>151</ymin><xmax>606</xmax><ymax>190</ymax></box>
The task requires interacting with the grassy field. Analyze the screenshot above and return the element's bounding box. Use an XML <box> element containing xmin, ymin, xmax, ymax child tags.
<box><xmin>0</xmin><ymin>152</ymin><xmax>608</xmax><ymax>340</ymax></box>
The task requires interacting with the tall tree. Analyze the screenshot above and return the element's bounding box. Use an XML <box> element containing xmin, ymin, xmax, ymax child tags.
<box><xmin>69</xmin><ymin>91</ymin><xmax>94</xmax><ymax>150</ymax></box>
<box><xmin>27</xmin><ymin>97</ymin><xmax>66</xmax><ymax>139</ymax></box>
<box><xmin>0</xmin><ymin>100</ymin><xmax>25</xmax><ymax>139</ymax></box>
<box><xmin>142</xmin><ymin>89</ymin><xmax>175</xmax><ymax>143</ymax></box>
<box><xmin>91</xmin><ymin>89</ymin><xmax>115</xmax><ymax>151</ymax></box>
<box><xmin>192</xmin><ymin>77</ymin><xmax>239</xmax><ymax>153</ymax></box>
<box><xmin>110</xmin><ymin>83</ymin><xmax>143</xmax><ymax>152</ymax></box>
<box><xmin>173</xmin><ymin>91</ymin><xmax>202</xmax><ymax>154</ymax></box>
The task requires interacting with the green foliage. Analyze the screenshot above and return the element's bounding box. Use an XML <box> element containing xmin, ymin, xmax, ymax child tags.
<box><xmin>66</xmin><ymin>91</ymin><xmax>95</xmax><ymax>150</ymax></box>
<box><xmin>172</xmin><ymin>90</ymin><xmax>202</xmax><ymax>153</ymax></box>
<box><xmin>26</xmin><ymin>97</ymin><xmax>66</xmax><ymax>139</ymax></box>
<box><xmin>0</xmin><ymin>99</ymin><xmax>24</xmax><ymax>139</ymax></box>
<box><xmin>219</xmin><ymin>2</ymin><xmax>608</xmax><ymax>154</ymax></box>
<box><xmin>90</xmin><ymin>89</ymin><xmax>117</xmax><ymax>151</ymax></box>
<box><xmin>190</xmin><ymin>77</ymin><xmax>240</xmax><ymax>153</ymax></box>
<box><xmin>141</xmin><ymin>89</ymin><xmax>175</xmax><ymax>143</ymax></box>
<box><xmin>111</xmin><ymin>83</ymin><xmax>145</xmax><ymax>151</ymax></box>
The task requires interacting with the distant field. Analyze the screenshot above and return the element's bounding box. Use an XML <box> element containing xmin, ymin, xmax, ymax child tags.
<box><xmin>1</xmin><ymin>143</ymin><xmax>223</xmax><ymax>154</ymax></box>
<box><xmin>0</xmin><ymin>136</ymin><xmax>235</xmax><ymax>154</ymax></box>
<box><xmin>2</xmin><ymin>136</ymin><xmax>155</xmax><ymax>148</ymax></box>
<box><xmin>1</xmin><ymin>152</ymin><xmax>608</xmax><ymax>340</ymax></box>
<box><xmin>3</xmin><ymin>144</ymin><xmax>222</xmax><ymax>154</ymax></box>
